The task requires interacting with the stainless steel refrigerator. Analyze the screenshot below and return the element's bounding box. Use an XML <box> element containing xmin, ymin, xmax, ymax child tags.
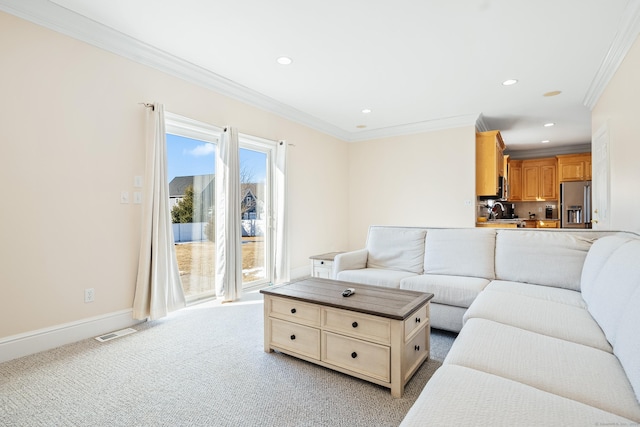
<box><xmin>560</xmin><ymin>181</ymin><xmax>592</xmax><ymax>228</ymax></box>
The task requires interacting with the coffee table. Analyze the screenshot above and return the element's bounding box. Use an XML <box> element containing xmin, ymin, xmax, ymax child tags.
<box><xmin>260</xmin><ymin>278</ymin><xmax>433</xmax><ymax>397</ymax></box>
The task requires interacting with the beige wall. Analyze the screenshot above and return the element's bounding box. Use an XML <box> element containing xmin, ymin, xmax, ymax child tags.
<box><xmin>0</xmin><ymin>12</ymin><xmax>348</xmax><ymax>338</ymax></box>
<box><xmin>347</xmin><ymin>126</ymin><xmax>477</xmax><ymax>247</ymax></box>
<box><xmin>592</xmin><ymin>32</ymin><xmax>640</xmax><ymax>234</ymax></box>
<box><xmin>5</xmin><ymin>6</ymin><xmax>637</xmax><ymax>347</ymax></box>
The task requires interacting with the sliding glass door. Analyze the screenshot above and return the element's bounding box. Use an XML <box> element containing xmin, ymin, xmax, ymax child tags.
<box><xmin>240</xmin><ymin>136</ymin><xmax>274</xmax><ymax>288</ymax></box>
<box><xmin>164</xmin><ymin>113</ymin><xmax>277</xmax><ymax>301</ymax></box>
<box><xmin>166</xmin><ymin>132</ymin><xmax>217</xmax><ymax>302</ymax></box>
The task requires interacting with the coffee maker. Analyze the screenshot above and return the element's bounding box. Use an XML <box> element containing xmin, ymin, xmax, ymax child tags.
<box><xmin>503</xmin><ymin>203</ymin><xmax>516</xmax><ymax>219</ymax></box>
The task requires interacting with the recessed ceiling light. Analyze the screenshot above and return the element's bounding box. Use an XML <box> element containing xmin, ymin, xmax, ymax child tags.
<box><xmin>543</xmin><ymin>90</ymin><xmax>562</xmax><ymax>97</ymax></box>
<box><xmin>541</xmin><ymin>140</ymin><xmax>550</xmax><ymax>144</ymax></box>
<box><xmin>544</xmin><ymin>122</ymin><xmax>555</xmax><ymax>127</ymax></box>
<box><xmin>276</xmin><ymin>56</ymin><xmax>292</xmax><ymax>65</ymax></box>
<box><xmin>362</xmin><ymin>109</ymin><xmax>372</xmax><ymax>114</ymax></box>
<box><xmin>502</xmin><ymin>79</ymin><xmax>518</xmax><ymax>86</ymax></box>
<box><xmin>356</xmin><ymin>125</ymin><xmax>367</xmax><ymax>129</ymax></box>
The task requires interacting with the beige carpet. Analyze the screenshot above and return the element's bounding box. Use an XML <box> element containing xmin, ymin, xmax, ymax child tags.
<box><xmin>0</xmin><ymin>290</ymin><xmax>456</xmax><ymax>427</ymax></box>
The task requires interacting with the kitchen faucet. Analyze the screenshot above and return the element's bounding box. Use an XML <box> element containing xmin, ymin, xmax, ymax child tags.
<box><xmin>489</xmin><ymin>201</ymin><xmax>504</xmax><ymax>219</ymax></box>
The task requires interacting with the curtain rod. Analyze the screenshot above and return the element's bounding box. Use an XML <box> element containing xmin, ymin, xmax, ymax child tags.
<box><xmin>139</xmin><ymin>102</ymin><xmax>155</xmax><ymax>111</ymax></box>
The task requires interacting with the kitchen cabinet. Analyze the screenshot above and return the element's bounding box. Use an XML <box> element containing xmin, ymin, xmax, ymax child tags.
<box><xmin>557</xmin><ymin>153</ymin><xmax>592</xmax><ymax>182</ymax></box>
<box><xmin>507</xmin><ymin>159</ymin><xmax>523</xmax><ymax>201</ymax></box>
<box><xmin>522</xmin><ymin>158</ymin><xmax>557</xmax><ymax>201</ymax></box>
<box><xmin>537</xmin><ymin>220</ymin><xmax>559</xmax><ymax>228</ymax></box>
<box><xmin>522</xmin><ymin>219</ymin><xmax>559</xmax><ymax>228</ymax></box>
<box><xmin>476</xmin><ymin>222</ymin><xmax>517</xmax><ymax>228</ymax></box>
<box><xmin>476</xmin><ymin>130</ymin><xmax>505</xmax><ymax>197</ymax></box>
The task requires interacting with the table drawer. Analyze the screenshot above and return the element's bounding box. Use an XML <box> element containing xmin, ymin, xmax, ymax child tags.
<box><xmin>403</xmin><ymin>326</ymin><xmax>428</xmax><ymax>382</ymax></box>
<box><xmin>269</xmin><ymin>318</ymin><xmax>320</xmax><ymax>360</ymax></box>
<box><xmin>269</xmin><ymin>296</ymin><xmax>321</xmax><ymax>327</ymax></box>
<box><xmin>312</xmin><ymin>259</ymin><xmax>333</xmax><ymax>268</ymax></box>
<box><xmin>322</xmin><ymin>307</ymin><xmax>391</xmax><ymax>345</ymax></box>
<box><xmin>404</xmin><ymin>305</ymin><xmax>428</xmax><ymax>340</ymax></box>
<box><xmin>322</xmin><ymin>331</ymin><xmax>390</xmax><ymax>382</ymax></box>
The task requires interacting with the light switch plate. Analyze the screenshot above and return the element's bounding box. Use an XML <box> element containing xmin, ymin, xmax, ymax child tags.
<box><xmin>134</xmin><ymin>176</ymin><xmax>143</xmax><ymax>188</ymax></box>
<box><xmin>133</xmin><ymin>191</ymin><xmax>142</xmax><ymax>204</ymax></box>
<box><xmin>120</xmin><ymin>191</ymin><xmax>129</xmax><ymax>204</ymax></box>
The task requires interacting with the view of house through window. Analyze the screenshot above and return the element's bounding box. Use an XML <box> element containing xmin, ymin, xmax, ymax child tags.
<box><xmin>166</xmin><ymin>118</ymin><xmax>273</xmax><ymax>302</ymax></box>
<box><xmin>167</xmin><ymin>133</ymin><xmax>217</xmax><ymax>302</ymax></box>
<box><xmin>239</xmin><ymin>145</ymin><xmax>269</xmax><ymax>286</ymax></box>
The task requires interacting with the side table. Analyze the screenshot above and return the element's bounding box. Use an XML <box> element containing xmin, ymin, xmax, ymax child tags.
<box><xmin>309</xmin><ymin>252</ymin><xmax>343</xmax><ymax>279</ymax></box>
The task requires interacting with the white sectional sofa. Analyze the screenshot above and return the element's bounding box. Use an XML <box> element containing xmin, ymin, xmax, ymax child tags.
<box><xmin>333</xmin><ymin>226</ymin><xmax>640</xmax><ymax>426</ymax></box>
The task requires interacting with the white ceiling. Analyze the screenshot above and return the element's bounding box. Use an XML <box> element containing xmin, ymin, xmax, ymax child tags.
<box><xmin>4</xmin><ymin>0</ymin><xmax>640</xmax><ymax>151</ymax></box>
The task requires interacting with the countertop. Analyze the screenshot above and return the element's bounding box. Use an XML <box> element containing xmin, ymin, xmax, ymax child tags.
<box><xmin>476</xmin><ymin>218</ymin><xmax>560</xmax><ymax>228</ymax></box>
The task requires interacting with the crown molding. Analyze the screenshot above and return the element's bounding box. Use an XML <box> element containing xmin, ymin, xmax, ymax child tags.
<box><xmin>348</xmin><ymin>114</ymin><xmax>481</xmax><ymax>142</ymax></box>
<box><xmin>583</xmin><ymin>0</ymin><xmax>640</xmax><ymax>109</ymax></box>
<box><xmin>9</xmin><ymin>0</ymin><xmax>630</xmax><ymax>143</ymax></box>
<box><xmin>505</xmin><ymin>143</ymin><xmax>592</xmax><ymax>160</ymax></box>
<box><xmin>0</xmin><ymin>0</ymin><xmax>352</xmax><ymax>140</ymax></box>
<box><xmin>475</xmin><ymin>113</ymin><xmax>490</xmax><ymax>132</ymax></box>
<box><xmin>0</xmin><ymin>0</ymin><xmax>489</xmax><ymax>143</ymax></box>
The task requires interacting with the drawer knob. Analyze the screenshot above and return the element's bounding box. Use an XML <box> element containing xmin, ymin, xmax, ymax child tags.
<box><xmin>290</xmin><ymin>335</ymin><xmax>296</xmax><ymax>340</ymax></box>
<box><xmin>291</xmin><ymin>308</ymin><xmax>297</xmax><ymax>314</ymax></box>
<box><xmin>415</xmin><ymin>317</ymin><xmax>421</xmax><ymax>323</ymax></box>
<box><xmin>352</xmin><ymin>321</ymin><xmax>358</xmax><ymax>328</ymax></box>
<box><xmin>414</xmin><ymin>345</ymin><xmax>420</xmax><ymax>351</ymax></box>
<box><xmin>320</xmin><ymin>261</ymin><xmax>324</xmax><ymax>265</ymax></box>
<box><xmin>351</xmin><ymin>352</ymin><xmax>358</xmax><ymax>359</ymax></box>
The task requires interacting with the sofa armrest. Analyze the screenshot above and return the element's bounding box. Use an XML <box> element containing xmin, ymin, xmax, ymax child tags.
<box><xmin>334</xmin><ymin>249</ymin><xmax>369</xmax><ymax>275</ymax></box>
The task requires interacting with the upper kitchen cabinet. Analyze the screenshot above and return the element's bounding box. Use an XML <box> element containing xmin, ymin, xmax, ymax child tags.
<box><xmin>507</xmin><ymin>159</ymin><xmax>523</xmax><ymax>201</ymax></box>
<box><xmin>522</xmin><ymin>158</ymin><xmax>557</xmax><ymax>201</ymax></box>
<box><xmin>476</xmin><ymin>130</ymin><xmax>505</xmax><ymax>197</ymax></box>
<box><xmin>557</xmin><ymin>153</ymin><xmax>592</xmax><ymax>182</ymax></box>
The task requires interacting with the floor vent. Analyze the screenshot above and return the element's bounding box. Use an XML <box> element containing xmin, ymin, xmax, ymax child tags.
<box><xmin>95</xmin><ymin>328</ymin><xmax>137</xmax><ymax>342</ymax></box>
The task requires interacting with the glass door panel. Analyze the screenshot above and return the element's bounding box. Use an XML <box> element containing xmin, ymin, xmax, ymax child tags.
<box><xmin>166</xmin><ymin>133</ymin><xmax>216</xmax><ymax>302</ymax></box>
<box><xmin>240</xmin><ymin>145</ymin><xmax>270</xmax><ymax>287</ymax></box>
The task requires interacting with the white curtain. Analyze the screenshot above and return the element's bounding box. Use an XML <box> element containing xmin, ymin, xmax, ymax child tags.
<box><xmin>133</xmin><ymin>103</ymin><xmax>186</xmax><ymax>320</ymax></box>
<box><xmin>215</xmin><ymin>127</ymin><xmax>242</xmax><ymax>301</ymax></box>
<box><xmin>274</xmin><ymin>140</ymin><xmax>289</xmax><ymax>284</ymax></box>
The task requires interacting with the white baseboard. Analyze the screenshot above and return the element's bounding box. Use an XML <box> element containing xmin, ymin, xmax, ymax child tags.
<box><xmin>0</xmin><ymin>309</ymin><xmax>144</xmax><ymax>364</ymax></box>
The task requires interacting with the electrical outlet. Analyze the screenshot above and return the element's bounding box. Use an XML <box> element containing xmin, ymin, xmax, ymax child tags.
<box><xmin>85</xmin><ymin>288</ymin><xmax>95</xmax><ymax>303</ymax></box>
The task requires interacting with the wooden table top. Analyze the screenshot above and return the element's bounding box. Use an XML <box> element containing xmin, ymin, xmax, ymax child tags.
<box><xmin>260</xmin><ymin>278</ymin><xmax>433</xmax><ymax>320</ymax></box>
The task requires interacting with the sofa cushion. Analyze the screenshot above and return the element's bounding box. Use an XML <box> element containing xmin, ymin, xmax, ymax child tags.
<box><xmin>423</xmin><ymin>228</ymin><xmax>496</xmax><ymax>279</ymax></box>
<box><xmin>444</xmin><ymin>318</ymin><xmax>640</xmax><ymax>422</ymax></box>
<box><xmin>400</xmin><ymin>365</ymin><xmax>637</xmax><ymax>427</ymax></box>
<box><xmin>429</xmin><ymin>304</ymin><xmax>466</xmax><ymax>333</ymax></box>
<box><xmin>336</xmin><ymin>268</ymin><xmax>417</xmax><ymax>288</ymax></box>
<box><xmin>365</xmin><ymin>227</ymin><xmax>426</xmax><ymax>273</ymax></box>
<box><xmin>581</xmin><ymin>235</ymin><xmax>635</xmax><ymax>294</ymax></box>
<box><xmin>494</xmin><ymin>230</ymin><xmax>595</xmax><ymax>291</ymax></box>
<box><xmin>486</xmin><ymin>280</ymin><xmax>587</xmax><ymax>308</ymax></box>
<box><xmin>463</xmin><ymin>289</ymin><xmax>612</xmax><ymax>352</ymax></box>
<box><xmin>615</xmin><ymin>286</ymin><xmax>640</xmax><ymax>403</ymax></box>
<box><xmin>400</xmin><ymin>274</ymin><xmax>490</xmax><ymax>308</ymax></box>
<box><xmin>581</xmin><ymin>237</ymin><xmax>640</xmax><ymax>346</ymax></box>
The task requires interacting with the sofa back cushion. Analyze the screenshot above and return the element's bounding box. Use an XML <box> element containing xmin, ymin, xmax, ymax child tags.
<box><xmin>614</xmin><ymin>285</ymin><xmax>640</xmax><ymax>403</ymax></box>
<box><xmin>424</xmin><ymin>228</ymin><xmax>496</xmax><ymax>279</ymax></box>
<box><xmin>495</xmin><ymin>230</ymin><xmax>594</xmax><ymax>291</ymax></box>
<box><xmin>581</xmin><ymin>236</ymin><xmax>640</xmax><ymax>347</ymax></box>
<box><xmin>366</xmin><ymin>226</ymin><xmax>427</xmax><ymax>273</ymax></box>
